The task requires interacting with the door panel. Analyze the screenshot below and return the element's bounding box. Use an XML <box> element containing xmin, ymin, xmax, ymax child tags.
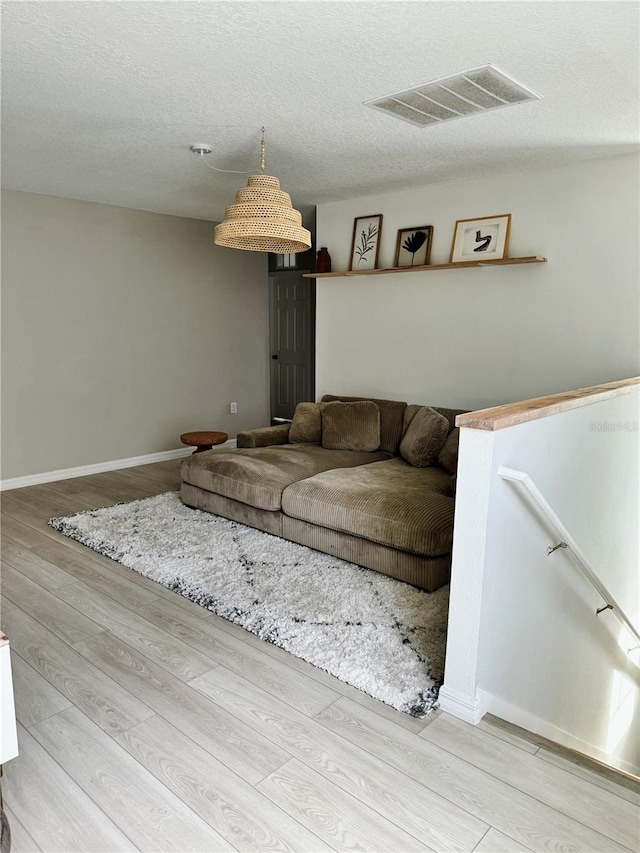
<box><xmin>269</xmin><ymin>272</ymin><xmax>315</xmax><ymax>421</ymax></box>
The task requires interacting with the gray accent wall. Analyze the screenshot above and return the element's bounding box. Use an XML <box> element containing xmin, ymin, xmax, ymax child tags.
<box><xmin>1</xmin><ymin>190</ymin><xmax>269</xmax><ymax>480</ymax></box>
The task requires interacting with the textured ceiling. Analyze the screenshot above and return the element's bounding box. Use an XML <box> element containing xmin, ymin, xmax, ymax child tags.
<box><xmin>2</xmin><ymin>1</ymin><xmax>639</xmax><ymax>221</ymax></box>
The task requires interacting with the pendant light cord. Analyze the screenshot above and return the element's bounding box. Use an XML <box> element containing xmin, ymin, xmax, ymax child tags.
<box><xmin>195</xmin><ymin>127</ymin><xmax>266</xmax><ymax>175</ymax></box>
<box><xmin>196</xmin><ymin>155</ymin><xmax>256</xmax><ymax>175</ymax></box>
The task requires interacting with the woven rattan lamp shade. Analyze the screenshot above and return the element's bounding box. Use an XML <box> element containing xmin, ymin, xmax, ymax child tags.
<box><xmin>214</xmin><ymin>174</ymin><xmax>311</xmax><ymax>253</ymax></box>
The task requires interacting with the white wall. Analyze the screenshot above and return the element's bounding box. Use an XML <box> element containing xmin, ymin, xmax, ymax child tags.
<box><xmin>0</xmin><ymin>639</ymin><xmax>18</xmax><ymax>764</ymax></box>
<box><xmin>443</xmin><ymin>389</ymin><xmax>640</xmax><ymax>774</ymax></box>
<box><xmin>1</xmin><ymin>191</ymin><xmax>269</xmax><ymax>480</ymax></box>
<box><xmin>315</xmin><ymin>153</ymin><xmax>639</xmax><ymax>408</ymax></box>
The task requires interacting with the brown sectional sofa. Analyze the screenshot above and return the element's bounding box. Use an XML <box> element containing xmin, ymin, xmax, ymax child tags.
<box><xmin>180</xmin><ymin>394</ymin><xmax>465</xmax><ymax>591</ymax></box>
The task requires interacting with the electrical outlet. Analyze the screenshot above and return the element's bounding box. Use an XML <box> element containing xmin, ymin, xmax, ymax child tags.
<box><xmin>229</xmin><ymin>402</ymin><xmax>238</xmax><ymax>414</ymax></box>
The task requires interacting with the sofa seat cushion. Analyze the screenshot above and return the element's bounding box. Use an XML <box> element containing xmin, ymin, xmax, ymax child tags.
<box><xmin>281</xmin><ymin>457</ymin><xmax>455</xmax><ymax>556</ymax></box>
<box><xmin>180</xmin><ymin>445</ymin><xmax>392</xmax><ymax>512</ymax></box>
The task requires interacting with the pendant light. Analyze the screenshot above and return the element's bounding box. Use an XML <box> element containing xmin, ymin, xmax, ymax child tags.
<box><xmin>213</xmin><ymin>130</ymin><xmax>311</xmax><ymax>253</ymax></box>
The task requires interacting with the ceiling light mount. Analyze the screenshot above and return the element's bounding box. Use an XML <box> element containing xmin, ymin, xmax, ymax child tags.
<box><xmin>190</xmin><ymin>144</ymin><xmax>213</xmax><ymax>155</ymax></box>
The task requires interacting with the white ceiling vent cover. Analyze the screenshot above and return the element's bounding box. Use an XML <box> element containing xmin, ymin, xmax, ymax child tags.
<box><xmin>366</xmin><ymin>65</ymin><xmax>541</xmax><ymax>128</ymax></box>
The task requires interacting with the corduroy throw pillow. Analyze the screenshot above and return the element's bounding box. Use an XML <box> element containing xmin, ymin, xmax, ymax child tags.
<box><xmin>289</xmin><ymin>402</ymin><xmax>322</xmax><ymax>444</ymax></box>
<box><xmin>320</xmin><ymin>401</ymin><xmax>381</xmax><ymax>452</ymax></box>
<box><xmin>399</xmin><ymin>406</ymin><xmax>449</xmax><ymax>467</ymax></box>
<box><xmin>437</xmin><ymin>427</ymin><xmax>460</xmax><ymax>474</ymax></box>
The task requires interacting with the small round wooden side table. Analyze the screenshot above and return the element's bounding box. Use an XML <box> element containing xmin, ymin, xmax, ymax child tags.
<box><xmin>180</xmin><ymin>430</ymin><xmax>228</xmax><ymax>454</ymax></box>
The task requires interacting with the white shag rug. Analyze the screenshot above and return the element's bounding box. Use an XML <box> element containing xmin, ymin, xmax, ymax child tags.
<box><xmin>50</xmin><ymin>491</ymin><xmax>448</xmax><ymax>716</ymax></box>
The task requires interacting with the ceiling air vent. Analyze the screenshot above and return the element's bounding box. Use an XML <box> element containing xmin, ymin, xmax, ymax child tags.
<box><xmin>365</xmin><ymin>64</ymin><xmax>541</xmax><ymax>128</ymax></box>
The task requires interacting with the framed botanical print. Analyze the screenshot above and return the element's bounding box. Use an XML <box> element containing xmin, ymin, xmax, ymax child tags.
<box><xmin>394</xmin><ymin>225</ymin><xmax>434</xmax><ymax>268</ymax></box>
<box><xmin>349</xmin><ymin>214</ymin><xmax>383</xmax><ymax>271</ymax></box>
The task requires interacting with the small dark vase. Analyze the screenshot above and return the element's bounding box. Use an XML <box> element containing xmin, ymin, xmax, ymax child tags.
<box><xmin>316</xmin><ymin>247</ymin><xmax>332</xmax><ymax>273</ymax></box>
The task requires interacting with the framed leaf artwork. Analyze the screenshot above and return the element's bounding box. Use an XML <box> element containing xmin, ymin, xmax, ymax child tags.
<box><xmin>394</xmin><ymin>225</ymin><xmax>434</xmax><ymax>268</ymax></box>
<box><xmin>349</xmin><ymin>214</ymin><xmax>383</xmax><ymax>271</ymax></box>
<box><xmin>450</xmin><ymin>214</ymin><xmax>512</xmax><ymax>263</ymax></box>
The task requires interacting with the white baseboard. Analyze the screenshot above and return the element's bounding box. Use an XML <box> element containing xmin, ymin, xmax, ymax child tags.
<box><xmin>440</xmin><ymin>686</ymin><xmax>639</xmax><ymax>775</ymax></box>
<box><xmin>483</xmin><ymin>691</ymin><xmax>640</xmax><ymax>777</ymax></box>
<box><xmin>438</xmin><ymin>685</ymin><xmax>487</xmax><ymax>724</ymax></box>
<box><xmin>0</xmin><ymin>440</ymin><xmax>237</xmax><ymax>492</ymax></box>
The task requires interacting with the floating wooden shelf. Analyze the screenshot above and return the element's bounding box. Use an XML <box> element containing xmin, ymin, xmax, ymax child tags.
<box><xmin>302</xmin><ymin>256</ymin><xmax>547</xmax><ymax>278</ymax></box>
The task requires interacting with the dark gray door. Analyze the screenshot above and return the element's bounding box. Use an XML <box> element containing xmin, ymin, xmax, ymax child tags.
<box><xmin>269</xmin><ymin>271</ymin><xmax>315</xmax><ymax>421</ymax></box>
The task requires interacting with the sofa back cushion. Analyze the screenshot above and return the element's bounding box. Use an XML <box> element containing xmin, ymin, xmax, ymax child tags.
<box><xmin>321</xmin><ymin>401</ymin><xmax>381</xmax><ymax>452</ymax></box>
<box><xmin>403</xmin><ymin>406</ymin><xmax>466</xmax><ymax>473</ymax></box>
<box><xmin>432</xmin><ymin>406</ymin><xmax>468</xmax><ymax>432</ymax></box>
<box><xmin>404</xmin><ymin>404</ymin><xmax>467</xmax><ymax>436</ymax></box>
<box><xmin>289</xmin><ymin>402</ymin><xmax>322</xmax><ymax>444</ymax></box>
<box><xmin>402</xmin><ymin>404</ymin><xmax>423</xmax><ymax>437</ymax></box>
<box><xmin>320</xmin><ymin>394</ymin><xmax>407</xmax><ymax>453</ymax></box>
<box><xmin>438</xmin><ymin>427</ymin><xmax>460</xmax><ymax>474</ymax></box>
<box><xmin>399</xmin><ymin>406</ymin><xmax>449</xmax><ymax>468</ymax></box>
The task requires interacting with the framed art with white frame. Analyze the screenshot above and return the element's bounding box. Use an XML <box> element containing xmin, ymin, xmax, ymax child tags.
<box><xmin>349</xmin><ymin>214</ymin><xmax>383</xmax><ymax>271</ymax></box>
<box><xmin>450</xmin><ymin>213</ymin><xmax>512</xmax><ymax>263</ymax></box>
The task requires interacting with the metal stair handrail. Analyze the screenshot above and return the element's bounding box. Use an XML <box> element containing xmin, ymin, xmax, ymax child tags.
<box><xmin>499</xmin><ymin>466</ymin><xmax>640</xmax><ymax>647</ymax></box>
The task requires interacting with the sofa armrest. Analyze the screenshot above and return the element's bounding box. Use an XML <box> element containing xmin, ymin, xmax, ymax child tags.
<box><xmin>236</xmin><ymin>423</ymin><xmax>291</xmax><ymax>448</ymax></box>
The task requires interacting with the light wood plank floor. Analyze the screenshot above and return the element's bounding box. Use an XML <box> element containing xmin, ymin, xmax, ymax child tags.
<box><xmin>1</xmin><ymin>461</ymin><xmax>638</xmax><ymax>853</ymax></box>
